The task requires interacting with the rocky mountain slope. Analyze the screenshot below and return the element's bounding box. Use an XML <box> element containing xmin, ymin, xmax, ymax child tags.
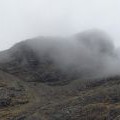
<box><xmin>0</xmin><ymin>40</ymin><xmax>79</xmax><ymax>85</ymax></box>
<box><xmin>0</xmin><ymin>30</ymin><xmax>120</xmax><ymax>120</ymax></box>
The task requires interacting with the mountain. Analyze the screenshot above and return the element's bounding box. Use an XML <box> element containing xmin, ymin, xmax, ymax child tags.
<box><xmin>0</xmin><ymin>40</ymin><xmax>79</xmax><ymax>85</ymax></box>
<box><xmin>0</xmin><ymin>30</ymin><xmax>120</xmax><ymax>120</ymax></box>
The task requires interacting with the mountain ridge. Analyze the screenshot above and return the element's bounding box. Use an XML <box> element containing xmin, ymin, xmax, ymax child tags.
<box><xmin>0</xmin><ymin>30</ymin><xmax>120</xmax><ymax>119</ymax></box>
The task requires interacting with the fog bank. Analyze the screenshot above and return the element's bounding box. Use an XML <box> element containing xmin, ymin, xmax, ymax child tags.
<box><xmin>23</xmin><ymin>29</ymin><xmax>120</xmax><ymax>79</ymax></box>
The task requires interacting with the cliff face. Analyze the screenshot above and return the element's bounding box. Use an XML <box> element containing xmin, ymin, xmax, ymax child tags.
<box><xmin>0</xmin><ymin>31</ymin><xmax>120</xmax><ymax>120</ymax></box>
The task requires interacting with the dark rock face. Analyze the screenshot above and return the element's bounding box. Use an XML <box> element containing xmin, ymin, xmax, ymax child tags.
<box><xmin>0</xmin><ymin>98</ymin><xmax>11</xmax><ymax>107</ymax></box>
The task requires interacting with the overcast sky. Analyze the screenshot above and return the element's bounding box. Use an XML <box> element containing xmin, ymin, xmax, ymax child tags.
<box><xmin>0</xmin><ymin>0</ymin><xmax>120</xmax><ymax>50</ymax></box>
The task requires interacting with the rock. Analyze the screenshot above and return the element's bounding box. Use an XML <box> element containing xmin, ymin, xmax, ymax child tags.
<box><xmin>0</xmin><ymin>98</ymin><xmax>11</xmax><ymax>107</ymax></box>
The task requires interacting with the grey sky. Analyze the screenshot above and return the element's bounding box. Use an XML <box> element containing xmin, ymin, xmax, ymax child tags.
<box><xmin>0</xmin><ymin>0</ymin><xmax>120</xmax><ymax>50</ymax></box>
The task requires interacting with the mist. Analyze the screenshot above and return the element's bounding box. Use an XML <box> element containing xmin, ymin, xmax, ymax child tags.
<box><xmin>0</xmin><ymin>0</ymin><xmax>120</xmax><ymax>80</ymax></box>
<box><xmin>18</xmin><ymin>29</ymin><xmax>120</xmax><ymax>80</ymax></box>
<box><xmin>1</xmin><ymin>0</ymin><xmax>120</xmax><ymax>50</ymax></box>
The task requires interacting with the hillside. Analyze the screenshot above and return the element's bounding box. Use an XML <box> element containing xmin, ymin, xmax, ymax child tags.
<box><xmin>1</xmin><ymin>68</ymin><xmax>120</xmax><ymax>120</ymax></box>
<box><xmin>0</xmin><ymin>31</ymin><xmax>120</xmax><ymax>120</ymax></box>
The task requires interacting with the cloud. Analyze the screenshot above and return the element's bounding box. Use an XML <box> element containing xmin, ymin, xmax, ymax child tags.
<box><xmin>24</xmin><ymin>29</ymin><xmax>120</xmax><ymax>80</ymax></box>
